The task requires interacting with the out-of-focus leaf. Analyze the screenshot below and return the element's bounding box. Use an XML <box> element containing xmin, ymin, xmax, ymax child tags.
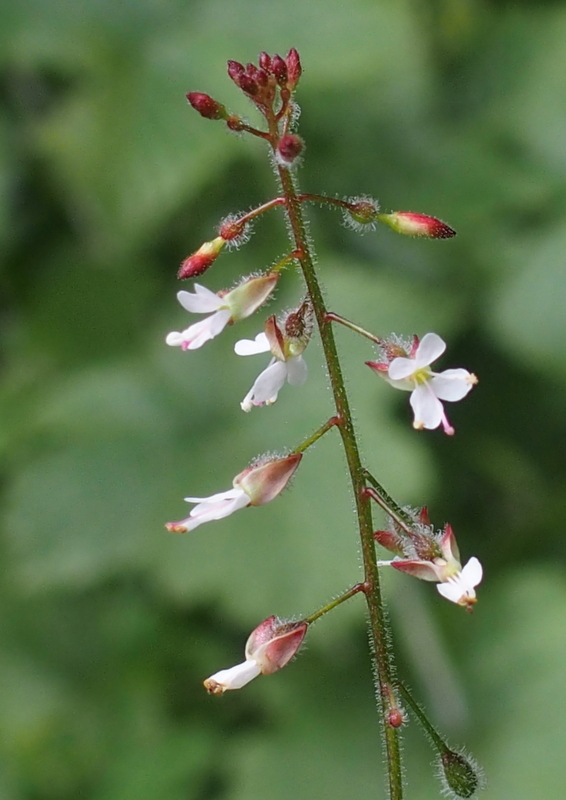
<box><xmin>92</xmin><ymin>730</ymin><xmax>214</xmax><ymax>800</ymax></box>
<box><xmin>488</xmin><ymin>223</ymin><xmax>566</xmax><ymax>376</ymax></box>
<box><xmin>468</xmin><ymin>567</ymin><xmax>566</xmax><ymax>798</ymax></box>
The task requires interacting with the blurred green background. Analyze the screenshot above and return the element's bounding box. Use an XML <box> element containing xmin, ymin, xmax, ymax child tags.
<box><xmin>2</xmin><ymin>0</ymin><xmax>566</xmax><ymax>797</ymax></box>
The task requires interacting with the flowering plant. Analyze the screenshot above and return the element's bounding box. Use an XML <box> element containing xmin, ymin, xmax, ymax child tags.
<box><xmin>163</xmin><ymin>50</ymin><xmax>483</xmax><ymax>799</ymax></box>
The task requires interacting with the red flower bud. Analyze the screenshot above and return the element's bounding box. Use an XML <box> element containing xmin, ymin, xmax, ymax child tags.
<box><xmin>374</xmin><ymin>529</ymin><xmax>405</xmax><ymax>556</ymax></box>
<box><xmin>259</xmin><ymin>52</ymin><xmax>272</xmax><ymax>72</ymax></box>
<box><xmin>378</xmin><ymin>211</ymin><xmax>456</xmax><ymax>239</ymax></box>
<box><xmin>177</xmin><ymin>237</ymin><xmax>225</xmax><ymax>279</ymax></box>
<box><xmin>227</xmin><ymin>60</ymin><xmax>245</xmax><ymax>82</ymax></box>
<box><xmin>238</xmin><ymin>74</ymin><xmax>259</xmax><ymax>96</ymax></box>
<box><xmin>276</xmin><ymin>134</ymin><xmax>304</xmax><ymax>167</ymax></box>
<box><xmin>285</xmin><ymin>48</ymin><xmax>302</xmax><ymax>90</ymax></box>
<box><xmin>255</xmin><ymin>68</ymin><xmax>269</xmax><ymax>88</ymax></box>
<box><xmin>388</xmin><ymin>708</ymin><xmax>405</xmax><ymax>728</ymax></box>
<box><xmin>271</xmin><ymin>54</ymin><xmax>288</xmax><ymax>86</ymax></box>
<box><xmin>186</xmin><ymin>92</ymin><xmax>226</xmax><ymax>120</ymax></box>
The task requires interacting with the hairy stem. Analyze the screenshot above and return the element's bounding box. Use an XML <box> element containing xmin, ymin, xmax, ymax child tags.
<box><xmin>305</xmin><ymin>583</ymin><xmax>365</xmax><ymax>625</ymax></box>
<box><xmin>269</xmin><ymin>129</ymin><xmax>403</xmax><ymax>799</ymax></box>
<box><xmin>293</xmin><ymin>416</ymin><xmax>340</xmax><ymax>454</ymax></box>
<box><xmin>326</xmin><ymin>311</ymin><xmax>383</xmax><ymax>345</ymax></box>
<box><xmin>396</xmin><ymin>682</ymin><xmax>446</xmax><ymax>752</ymax></box>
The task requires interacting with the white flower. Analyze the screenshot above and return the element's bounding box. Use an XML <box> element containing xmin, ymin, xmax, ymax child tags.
<box><xmin>386</xmin><ymin>333</ymin><xmax>477</xmax><ymax>435</ymax></box>
<box><xmin>204</xmin><ymin>660</ymin><xmax>262</xmax><ymax>693</ymax></box>
<box><xmin>203</xmin><ymin>616</ymin><xmax>308</xmax><ymax>695</ymax></box>
<box><xmin>376</xmin><ymin>524</ymin><xmax>483</xmax><ymax>610</ymax></box>
<box><xmin>165</xmin><ymin>273</ymin><xmax>278</xmax><ymax>351</ymax></box>
<box><xmin>436</xmin><ymin>556</ymin><xmax>483</xmax><ymax>608</ymax></box>
<box><xmin>235</xmin><ymin>332</ymin><xmax>308</xmax><ymax>411</ymax></box>
<box><xmin>165</xmin><ymin>454</ymin><xmax>302</xmax><ymax>533</ymax></box>
<box><xmin>167</xmin><ymin>487</ymin><xmax>250</xmax><ymax>533</ymax></box>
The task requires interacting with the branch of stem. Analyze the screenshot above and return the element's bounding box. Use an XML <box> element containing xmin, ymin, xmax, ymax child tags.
<box><xmin>305</xmin><ymin>583</ymin><xmax>365</xmax><ymax>625</ymax></box>
<box><xmin>326</xmin><ymin>312</ymin><xmax>383</xmax><ymax>345</ymax></box>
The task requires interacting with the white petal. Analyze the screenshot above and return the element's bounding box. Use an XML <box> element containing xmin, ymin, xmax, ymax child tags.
<box><xmin>286</xmin><ymin>355</ymin><xmax>308</xmax><ymax>386</ymax></box>
<box><xmin>436</xmin><ymin>581</ymin><xmax>466</xmax><ymax>604</ymax></box>
<box><xmin>165</xmin><ymin>331</ymin><xmax>185</xmax><ymax>347</ymax></box>
<box><xmin>414</xmin><ymin>333</ymin><xmax>446</xmax><ymax>367</ymax></box>
<box><xmin>388</xmin><ymin>356</ymin><xmax>417</xmax><ymax>382</ymax></box>
<box><xmin>184</xmin><ymin>488</ymin><xmax>243</xmax><ymax>504</ymax></box>
<box><xmin>183</xmin><ymin>309</ymin><xmax>232</xmax><ymax>350</ymax></box>
<box><xmin>240</xmin><ymin>387</ymin><xmax>255</xmax><ymax>412</ymax></box>
<box><xmin>234</xmin><ymin>332</ymin><xmax>271</xmax><ymax>356</ymax></box>
<box><xmin>429</xmin><ymin>369</ymin><xmax>475</xmax><ymax>402</ymax></box>
<box><xmin>410</xmin><ymin>384</ymin><xmax>444</xmax><ymax>430</ymax></box>
<box><xmin>177</xmin><ymin>285</ymin><xmax>223</xmax><ymax>313</ymax></box>
<box><xmin>460</xmin><ymin>556</ymin><xmax>483</xmax><ymax>588</ymax></box>
<box><xmin>184</xmin><ymin>489</ymin><xmax>249</xmax><ymax>530</ymax></box>
<box><xmin>205</xmin><ymin>659</ymin><xmax>261</xmax><ymax>692</ymax></box>
<box><xmin>242</xmin><ymin>360</ymin><xmax>287</xmax><ymax>409</ymax></box>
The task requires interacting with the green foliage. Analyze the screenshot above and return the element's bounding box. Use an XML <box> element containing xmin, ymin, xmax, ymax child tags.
<box><xmin>2</xmin><ymin>0</ymin><xmax>566</xmax><ymax>797</ymax></box>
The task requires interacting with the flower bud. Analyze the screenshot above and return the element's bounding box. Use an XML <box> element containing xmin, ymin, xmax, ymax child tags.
<box><xmin>378</xmin><ymin>211</ymin><xmax>456</xmax><ymax>239</ymax></box>
<box><xmin>177</xmin><ymin>236</ymin><xmax>226</xmax><ymax>279</ymax></box>
<box><xmin>234</xmin><ymin>453</ymin><xmax>302</xmax><ymax>506</ymax></box>
<box><xmin>271</xmin><ymin>54</ymin><xmax>288</xmax><ymax>86</ymax></box>
<box><xmin>258</xmin><ymin>51</ymin><xmax>272</xmax><ymax>72</ymax></box>
<box><xmin>285</xmin><ymin>48</ymin><xmax>302</xmax><ymax>90</ymax></box>
<box><xmin>227</xmin><ymin>60</ymin><xmax>245</xmax><ymax>84</ymax></box>
<box><xmin>374</xmin><ymin>528</ymin><xmax>405</xmax><ymax>556</ymax></box>
<box><xmin>388</xmin><ymin>708</ymin><xmax>405</xmax><ymax>728</ymax></box>
<box><xmin>186</xmin><ymin>92</ymin><xmax>227</xmax><ymax>120</ymax></box>
<box><xmin>276</xmin><ymin>134</ymin><xmax>304</xmax><ymax>168</ymax></box>
<box><xmin>438</xmin><ymin>749</ymin><xmax>482</xmax><ymax>799</ymax></box>
<box><xmin>203</xmin><ymin>615</ymin><xmax>308</xmax><ymax>695</ymax></box>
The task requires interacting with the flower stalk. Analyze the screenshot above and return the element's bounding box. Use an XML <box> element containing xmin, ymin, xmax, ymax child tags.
<box><xmin>326</xmin><ymin>311</ymin><xmax>384</xmax><ymax>345</ymax></box>
<box><xmin>267</xmin><ymin>117</ymin><xmax>404</xmax><ymax>800</ymax></box>
<box><xmin>293</xmin><ymin>416</ymin><xmax>340</xmax><ymax>454</ymax></box>
<box><xmin>304</xmin><ymin>583</ymin><xmax>365</xmax><ymax>625</ymax></box>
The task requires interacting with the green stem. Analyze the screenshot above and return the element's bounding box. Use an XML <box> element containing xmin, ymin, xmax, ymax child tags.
<box><xmin>298</xmin><ymin>192</ymin><xmax>353</xmax><ymax>210</ymax></box>
<box><xmin>396</xmin><ymin>681</ymin><xmax>446</xmax><ymax>752</ymax></box>
<box><xmin>326</xmin><ymin>312</ymin><xmax>383</xmax><ymax>345</ymax></box>
<box><xmin>305</xmin><ymin>583</ymin><xmax>364</xmax><ymax>624</ymax></box>
<box><xmin>364</xmin><ymin>488</ymin><xmax>416</xmax><ymax>539</ymax></box>
<box><xmin>238</xmin><ymin>196</ymin><xmax>286</xmax><ymax>224</ymax></box>
<box><xmin>293</xmin><ymin>416</ymin><xmax>340</xmax><ymax>454</ymax></box>
<box><xmin>363</xmin><ymin>470</ymin><xmax>416</xmax><ymax>531</ymax></box>
<box><xmin>269</xmin><ymin>126</ymin><xmax>403</xmax><ymax>799</ymax></box>
<box><xmin>269</xmin><ymin>249</ymin><xmax>302</xmax><ymax>274</ymax></box>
